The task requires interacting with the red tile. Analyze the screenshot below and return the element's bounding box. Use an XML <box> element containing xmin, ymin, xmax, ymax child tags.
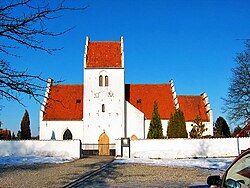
<box><xmin>86</xmin><ymin>42</ymin><xmax>122</xmax><ymax>68</ymax></box>
<box><xmin>43</xmin><ymin>85</ymin><xmax>83</xmax><ymax>120</ymax></box>
<box><xmin>125</xmin><ymin>84</ymin><xmax>176</xmax><ymax>119</ymax></box>
<box><xmin>178</xmin><ymin>96</ymin><xmax>209</xmax><ymax>122</ymax></box>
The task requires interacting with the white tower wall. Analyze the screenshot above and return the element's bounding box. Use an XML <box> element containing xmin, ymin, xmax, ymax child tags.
<box><xmin>83</xmin><ymin>68</ymin><xmax>125</xmax><ymax>144</ymax></box>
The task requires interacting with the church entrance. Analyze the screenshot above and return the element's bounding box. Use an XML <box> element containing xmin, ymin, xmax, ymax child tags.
<box><xmin>63</xmin><ymin>129</ymin><xmax>72</xmax><ymax>140</ymax></box>
<box><xmin>98</xmin><ymin>132</ymin><xmax>110</xmax><ymax>156</ymax></box>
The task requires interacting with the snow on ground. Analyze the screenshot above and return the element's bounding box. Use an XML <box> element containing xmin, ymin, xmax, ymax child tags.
<box><xmin>114</xmin><ymin>157</ymin><xmax>234</xmax><ymax>171</ymax></box>
<box><xmin>0</xmin><ymin>155</ymin><xmax>234</xmax><ymax>171</ymax></box>
<box><xmin>0</xmin><ymin>155</ymin><xmax>73</xmax><ymax>166</ymax></box>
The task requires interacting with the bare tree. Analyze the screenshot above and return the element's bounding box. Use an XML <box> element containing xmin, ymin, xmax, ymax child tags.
<box><xmin>223</xmin><ymin>40</ymin><xmax>250</xmax><ymax>126</ymax></box>
<box><xmin>0</xmin><ymin>0</ymin><xmax>86</xmax><ymax>105</ymax></box>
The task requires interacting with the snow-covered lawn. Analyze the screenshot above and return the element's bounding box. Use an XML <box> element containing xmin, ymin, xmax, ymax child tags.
<box><xmin>114</xmin><ymin>157</ymin><xmax>234</xmax><ymax>171</ymax></box>
<box><xmin>0</xmin><ymin>155</ymin><xmax>234</xmax><ymax>171</ymax></box>
<box><xmin>0</xmin><ymin>155</ymin><xmax>73</xmax><ymax>166</ymax></box>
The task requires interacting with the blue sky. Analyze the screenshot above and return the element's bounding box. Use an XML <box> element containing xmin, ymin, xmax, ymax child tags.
<box><xmin>1</xmin><ymin>0</ymin><xmax>250</xmax><ymax>136</ymax></box>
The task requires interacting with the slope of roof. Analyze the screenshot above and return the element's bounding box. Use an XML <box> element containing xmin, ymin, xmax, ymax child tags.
<box><xmin>178</xmin><ymin>95</ymin><xmax>209</xmax><ymax>122</ymax></box>
<box><xmin>86</xmin><ymin>42</ymin><xmax>122</xmax><ymax>68</ymax></box>
<box><xmin>43</xmin><ymin>85</ymin><xmax>83</xmax><ymax>121</ymax></box>
<box><xmin>236</xmin><ymin>122</ymin><xmax>250</xmax><ymax>137</ymax></box>
<box><xmin>125</xmin><ymin>84</ymin><xmax>175</xmax><ymax>119</ymax></box>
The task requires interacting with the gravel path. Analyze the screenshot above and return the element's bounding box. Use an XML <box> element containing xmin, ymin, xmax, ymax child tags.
<box><xmin>0</xmin><ymin>156</ymin><xmax>114</xmax><ymax>188</ymax></box>
<box><xmin>0</xmin><ymin>157</ymin><xmax>224</xmax><ymax>188</ymax></box>
<box><xmin>77</xmin><ymin>163</ymin><xmax>223</xmax><ymax>187</ymax></box>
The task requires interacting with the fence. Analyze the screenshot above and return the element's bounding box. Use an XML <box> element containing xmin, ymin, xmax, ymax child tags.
<box><xmin>116</xmin><ymin>137</ymin><xmax>250</xmax><ymax>159</ymax></box>
<box><xmin>0</xmin><ymin>140</ymin><xmax>81</xmax><ymax>158</ymax></box>
<box><xmin>82</xmin><ymin>143</ymin><xmax>116</xmax><ymax>156</ymax></box>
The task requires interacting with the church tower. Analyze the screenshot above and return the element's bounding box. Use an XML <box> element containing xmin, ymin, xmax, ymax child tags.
<box><xmin>83</xmin><ymin>37</ymin><xmax>125</xmax><ymax>145</ymax></box>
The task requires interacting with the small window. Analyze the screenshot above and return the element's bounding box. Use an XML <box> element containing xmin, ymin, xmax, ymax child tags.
<box><xmin>99</xmin><ymin>75</ymin><xmax>103</xmax><ymax>86</ymax></box>
<box><xmin>105</xmin><ymin>75</ymin><xmax>109</xmax><ymax>86</ymax></box>
<box><xmin>137</xmin><ymin>99</ymin><xmax>142</xmax><ymax>103</ymax></box>
<box><xmin>102</xmin><ymin>104</ymin><xmax>105</xmax><ymax>112</ymax></box>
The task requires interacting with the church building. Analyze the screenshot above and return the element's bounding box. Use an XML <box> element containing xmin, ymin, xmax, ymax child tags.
<box><xmin>39</xmin><ymin>37</ymin><xmax>213</xmax><ymax>148</ymax></box>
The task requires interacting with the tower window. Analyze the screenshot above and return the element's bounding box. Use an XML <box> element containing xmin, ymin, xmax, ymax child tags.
<box><xmin>105</xmin><ymin>75</ymin><xmax>109</xmax><ymax>86</ymax></box>
<box><xmin>99</xmin><ymin>75</ymin><xmax>103</xmax><ymax>86</ymax></box>
<box><xmin>102</xmin><ymin>104</ymin><xmax>105</xmax><ymax>112</ymax></box>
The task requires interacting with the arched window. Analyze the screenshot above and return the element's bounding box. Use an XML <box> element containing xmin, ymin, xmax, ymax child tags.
<box><xmin>63</xmin><ymin>129</ymin><xmax>72</xmax><ymax>140</ymax></box>
<box><xmin>102</xmin><ymin>104</ymin><xmax>105</xmax><ymax>112</ymax></box>
<box><xmin>99</xmin><ymin>75</ymin><xmax>103</xmax><ymax>86</ymax></box>
<box><xmin>105</xmin><ymin>75</ymin><xmax>109</xmax><ymax>86</ymax></box>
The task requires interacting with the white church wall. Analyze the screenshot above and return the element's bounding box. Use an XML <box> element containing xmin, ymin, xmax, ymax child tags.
<box><xmin>83</xmin><ymin>68</ymin><xmax>125</xmax><ymax>144</ymax></box>
<box><xmin>40</xmin><ymin>120</ymin><xmax>84</xmax><ymax>141</ymax></box>
<box><xmin>0</xmin><ymin>140</ymin><xmax>81</xmax><ymax>158</ymax></box>
<box><xmin>126</xmin><ymin>102</ymin><xmax>145</xmax><ymax>139</ymax></box>
<box><xmin>186</xmin><ymin>121</ymin><xmax>214</xmax><ymax>137</ymax></box>
<box><xmin>129</xmin><ymin>138</ymin><xmax>250</xmax><ymax>159</ymax></box>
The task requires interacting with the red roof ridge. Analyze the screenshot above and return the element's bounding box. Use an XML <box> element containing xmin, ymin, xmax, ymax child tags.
<box><xmin>90</xmin><ymin>41</ymin><xmax>120</xmax><ymax>43</ymax></box>
<box><xmin>178</xmin><ymin>95</ymin><xmax>202</xmax><ymax>97</ymax></box>
<box><xmin>50</xmin><ymin>84</ymin><xmax>83</xmax><ymax>87</ymax></box>
<box><xmin>126</xmin><ymin>83</ymin><xmax>170</xmax><ymax>86</ymax></box>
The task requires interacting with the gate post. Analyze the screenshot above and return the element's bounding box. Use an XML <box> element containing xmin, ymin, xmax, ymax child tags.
<box><xmin>121</xmin><ymin>137</ymin><xmax>130</xmax><ymax>158</ymax></box>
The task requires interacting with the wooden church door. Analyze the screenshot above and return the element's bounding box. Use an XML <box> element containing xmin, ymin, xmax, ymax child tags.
<box><xmin>98</xmin><ymin>132</ymin><xmax>110</xmax><ymax>156</ymax></box>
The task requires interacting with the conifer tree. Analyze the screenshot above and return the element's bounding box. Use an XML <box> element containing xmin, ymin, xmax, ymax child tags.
<box><xmin>20</xmin><ymin>110</ymin><xmax>31</xmax><ymax>139</ymax></box>
<box><xmin>214</xmin><ymin>116</ymin><xmax>231</xmax><ymax>138</ymax></box>
<box><xmin>189</xmin><ymin>116</ymin><xmax>208</xmax><ymax>138</ymax></box>
<box><xmin>0</xmin><ymin>130</ymin><xmax>3</xmax><ymax>140</ymax></box>
<box><xmin>11</xmin><ymin>132</ymin><xmax>16</xmax><ymax>140</ymax></box>
<box><xmin>17</xmin><ymin>131</ymin><xmax>21</xmax><ymax>139</ymax></box>
<box><xmin>167</xmin><ymin>109</ymin><xmax>188</xmax><ymax>138</ymax></box>
<box><xmin>147</xmin><ymin>102</ymin><xmax>163</xmax><ymax>139</ymax></box>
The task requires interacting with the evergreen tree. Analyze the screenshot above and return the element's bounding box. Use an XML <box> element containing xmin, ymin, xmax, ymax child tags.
<box><xmin>20</xmin><ymin>110</ymin><xmax>31</xmax><ymax>139</ymax></box>
<box><xmin>167</xmin><ymin>109</ymin><xmax>188</xmax><ymax>138</ymax></box>
<box><xmin>0</xmin><ymin>130</ymin><xmax>3</xmax><ymax>140</ymax></box>
<box><xmin>17</xmin><ymin>131</ymin><xmax>21</xmax><ymax>139</ymax></box>
<box><xmin>189</xmin><ymin>116</ymin><xmax>208</xmax><ymax>138</ymax></box>
<box><xmin>11</xmin><ymin>132</ymin><xmax>16</xmax><ymax>140</ymax></box>
<box><xmin>147</xmin><ymin>102</ymin><xmax>163</xmax><ymax>139</ymax></box>
<box><xmin>214</xmin><ymin>116</ymin><xmax>231</xmax><ymax>138</ymax></box>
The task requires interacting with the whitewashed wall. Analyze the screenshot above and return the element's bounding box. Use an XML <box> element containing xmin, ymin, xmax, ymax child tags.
<box><xmin>40</xmin><ymin>120</ymin><xmax>84</xmax><ymax>141</ymax></box>
<box><xmin>117</xmin><ymin>138</ymin><xmax>250</xmax><ymax>159</ymax></box>
<box><xmin>186</xmin><ymin>122</ymin><xmax>214</xmax><ymax>137</ymax></box>
<box><xmin>0</xmin><ymin>140</ymin><xmax>81</xmax><ymax>158</ymax></box>
<box><xmin>126</xmin><ymin>102</ymin><xmax>145</xmax><ymax>139</ymax></box>
<box><xmin>84</xmin><ymin>68</ymin><xmax>125</xmax><ymax>144</ymax></box>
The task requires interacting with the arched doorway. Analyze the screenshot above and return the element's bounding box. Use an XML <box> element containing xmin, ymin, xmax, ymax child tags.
<box><xmin>63</xmin><ymin>129</ymin><xmax>72</xmax><ymax>140</ymax></box>
<box><xmin>98</xmin><ymin>132</ymin><xmax>110</xmax><ymax>156</ymax></box>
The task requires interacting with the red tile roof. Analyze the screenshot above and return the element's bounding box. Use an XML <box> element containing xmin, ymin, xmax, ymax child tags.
<box><xmin>43</xmin><ymin>84</ymin><xmax>210</xmax><ymax>122</ymax></box>
<box><xmin>0</xmin><ymin>129</ymin><xmax>11</xmax><ymax>140</ymax></box>
<box><xmin>178</xmin><ymin>96</ymin><xmax>209</xmax><ymax>122</ymax></box>
<box><xmin>125</xmin><ymin>84</ymin><xmax>175</xmax><ymax>119</ymax></box>
<box><xmin>236</xmin><ymin>122</ymin><xmax>250</xmax><ymax>137</ymax></box>
<box><xmin>43</xmin><ymin>85</ymin><xmax>83</xmax><ymax>121</ymax></box>
<box><xmin>86</xmin><ymin>42</ymin><xmax>122</xmax><ymax>68</ymax></box>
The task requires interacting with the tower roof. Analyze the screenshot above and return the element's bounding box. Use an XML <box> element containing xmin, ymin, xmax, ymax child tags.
<box><xmin>86</xmin><ymin>41</ymin><xmax>122</xmax><ymax>68</ymax></box>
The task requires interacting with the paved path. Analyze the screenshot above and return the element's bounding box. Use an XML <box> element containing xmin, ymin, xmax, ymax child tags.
<box><xmin>66</xmin><ymin>162</ymin><xmax>221</xmax><ymax>187</ymax></box>
<box><xmin>0</xmin><ymin>156</ymin><xmax>114</xmax><ymax>188</ymax></box>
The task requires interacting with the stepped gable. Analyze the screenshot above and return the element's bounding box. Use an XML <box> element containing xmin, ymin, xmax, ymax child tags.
<box><xmin>86</xmin><ymin>41</ymin><xmax>122</xmax><ymax>68</ymax></box>
<box><xmin>43</xmin><ymin>85</ymin><xmax>83</xmax><ymax>120</ymax></box>
<box><xmin>125</xmin><ymin>84</ymin><xmax>175</xmax><ymax>119</ymax></box>
<box><xmin>178</xmin><ymin>95</ymin><xmax>209</xmax><ymax>122</ymax></box>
